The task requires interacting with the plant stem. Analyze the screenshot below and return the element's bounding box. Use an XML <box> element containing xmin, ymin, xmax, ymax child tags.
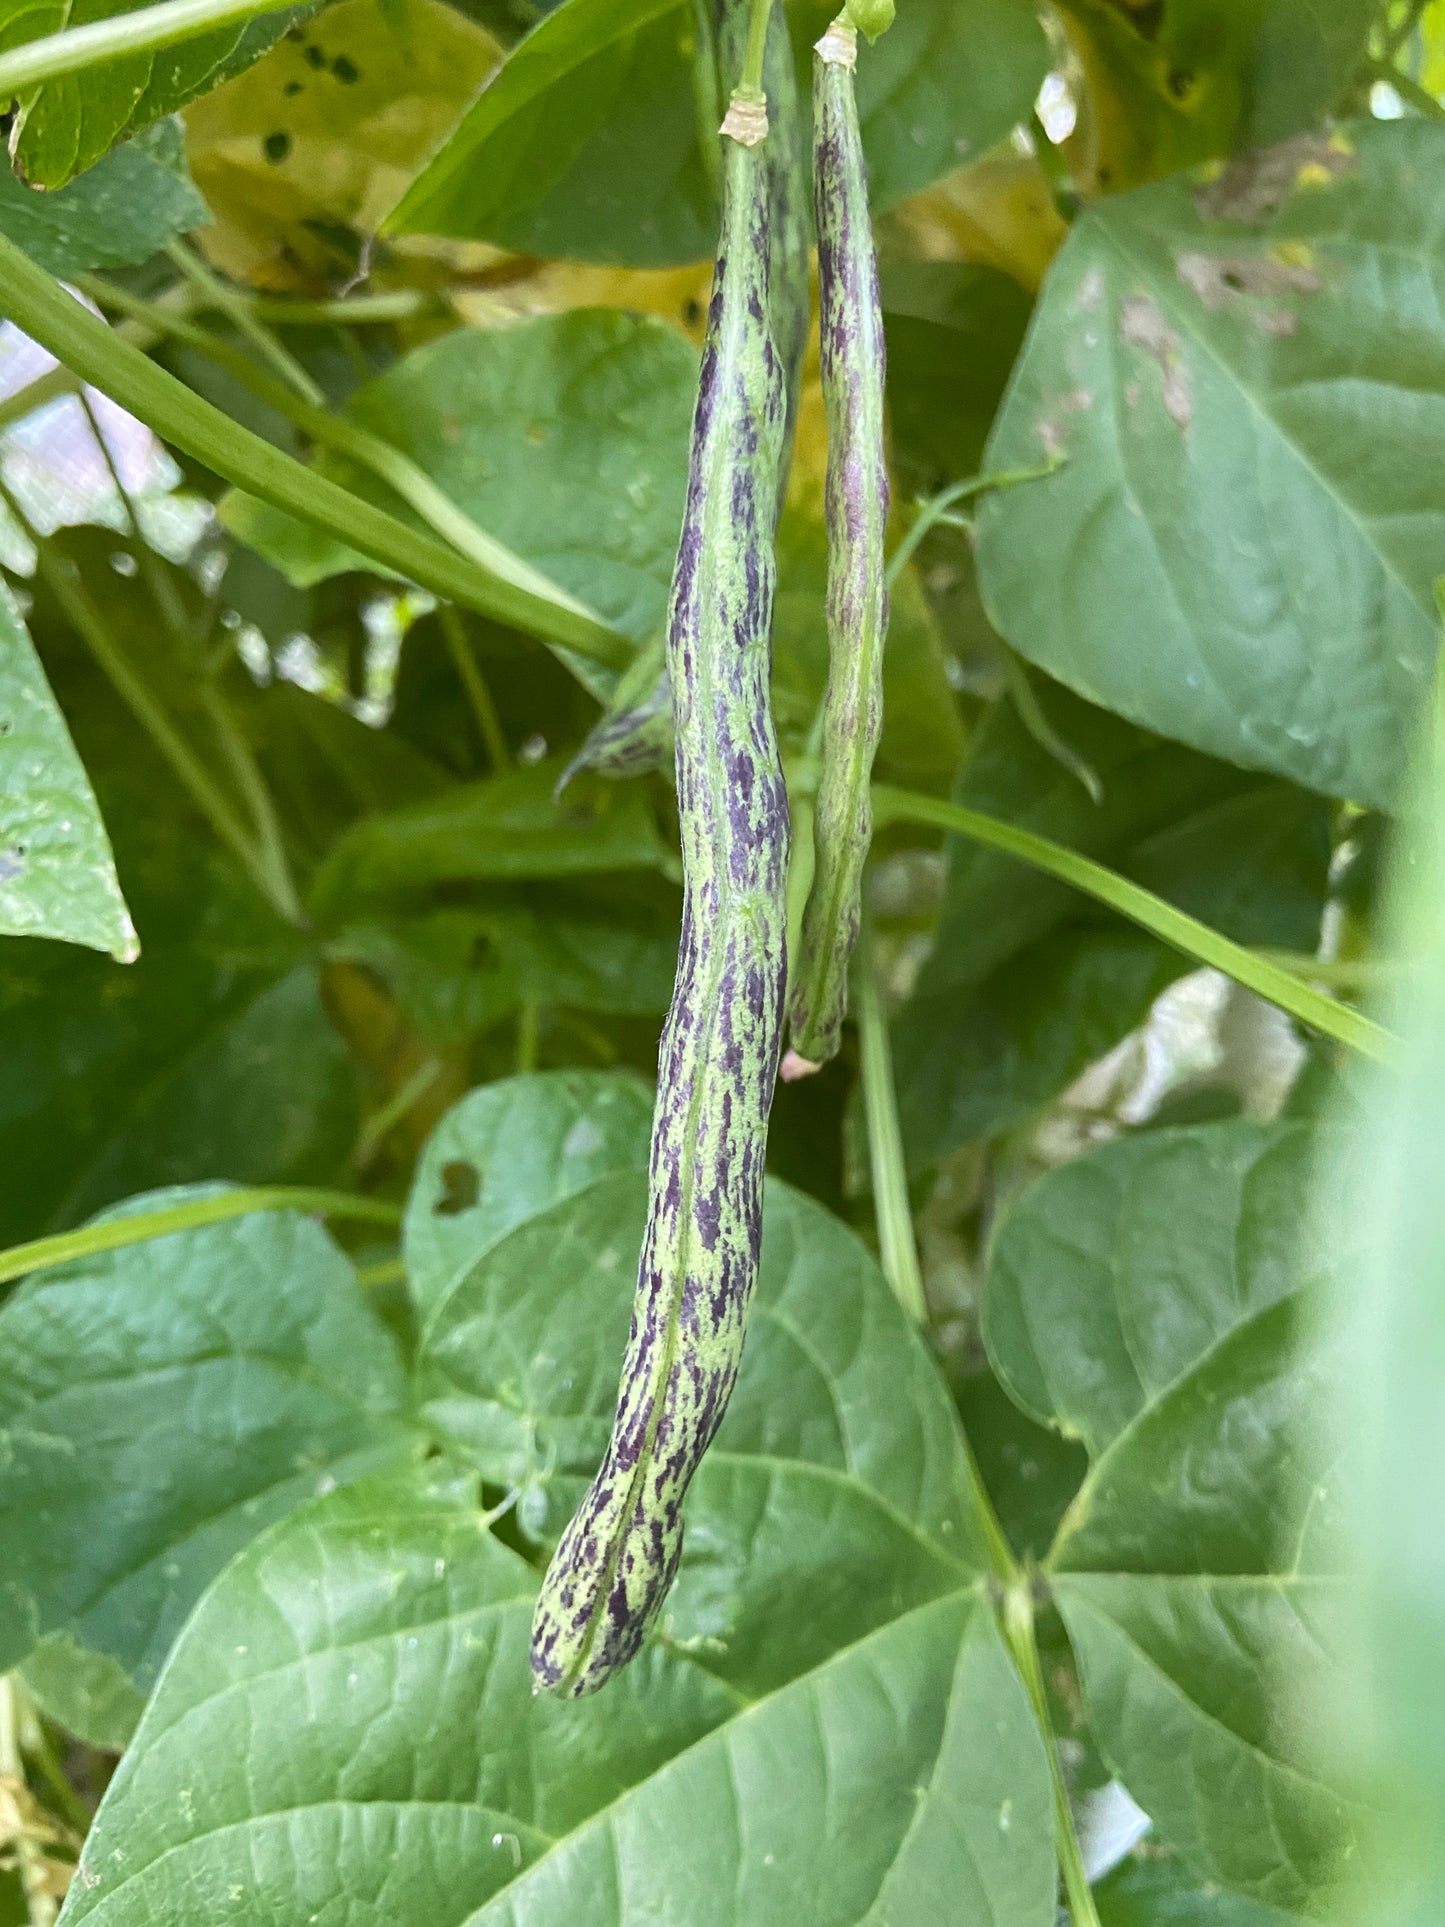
<box><xmin>249</xmin><ymin>290</ymin><xmax>436</xmax><ymax>326</ymax></box>
<box><xmin>75</xmin><ymin>392</ymin><xmax>305</xmax><ymax>922</ymax></box>
<box><xmin>0</xmin><ymin>1677</ymin><xmax>58</xmax><ymax>1927</ymax></box>
<box><xmin>740</xmin><ymin>0</ymin><xmax>773</xmax><ymax>95</ymax></box>
<box><xmin>81</xmin><ymin>273</ymin><xmax>595</xmax><ymax>638</ymax></box>
<box><xmin>165</xmin><ymin>239</ymin><xmax>325</xmax><ymax>406</ymax></box>
<box><xmin>354</xmin><ymin>1057</ymin><xmax>442</xmax><ymax>1168</ymax></box>
<box><xmin>1367</xmin><ymin>55</ymin><xmax>1445</xmax><ymax>114</ymax></box>
<box><xmin>885</xmin><ymin>459</ymin><xmax>1062</xmax><ymax>588</ymax></box>
<box><xmin>355</xmin><ymin>1256</ymin><xmax>407</xmax><ymax>1288</ymax></box>
<box><xmin>1001</xmin><ymin>1584</ymin><xmax>1102</xmax><ymax>1927</ymax></box>
<box><xmin>871</xmin><ymin>784</ymin><xmax>1396</xmax><ymax>1063</ymax></box>
<box><xmin>998</xmin><ymin>647</ymin><xmax>1102</xmax><ymax>805</ymax></box>
<box><xmin>0</xmin><ymin>1188</ymin><xmax>402</xmax><ymax>1290</ymax></box>
<box><xmin>439</xmin><ymin>603</ymin><xmax>510</xmax><ymax>769</ymax></box>
<box><xmin>0</xmin><ymin>234</ymin><xmax>626</xmax><ymax>666</ymax></box>
<box><xmin>0</xmin><ymin>0</ymin><xmax>278</xmax><ymax>96</ymax></box>
<box><xmin>854</xmin><ymin>913</ymin><xmax>927</xmax><ymax>1326</ymax></box>
<box><xmin>515</xmin><ymin>997</ymin><xmax>542</xmax><ymax>1074</ymax></box>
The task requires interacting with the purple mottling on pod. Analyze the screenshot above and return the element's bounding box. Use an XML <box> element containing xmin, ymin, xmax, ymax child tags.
<box><xmin>563</xmin><ymin>0</ymin><xmax>807</xmax><ymax>793</ymax></box>
<box><xmin>530</xmin><ymin>123</ymin><xmax>789</xmax><ymax>1698</ymax></box>
<box><xmin>786</xmin><ymin>18</ymin><xmax>888</xmax><ymax>1073</ymax></box>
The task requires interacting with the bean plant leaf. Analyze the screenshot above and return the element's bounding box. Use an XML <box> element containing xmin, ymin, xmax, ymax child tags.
<box><xmin>0</xmin><ymin>1189</ymin><xmax>414</xmax><ymax>1745</ymax></box>
<box><xmin>0</xmin><ymin>580</ymin><xmax>135</xmax><ymax>960</ymax></box>
<box><xmin>975</xmin><ymin>118</ymin><xmax>1445</xmax><ymax>810</ymax></box>
<box><xmin>308</xmin><ymin>758</ymin><xmax>667</xmax><ymax>921</ymax></box>
<box><xmin>1</xmin><ymin>0</ymin><xmax>302</xmax><ymax>189</ymax></box>
<box><xmin>893</xmin><ymin>688</ymin><xmax>1331</xmax><ymax>1163</ymax></box>
<box><xmin>983</xmin><ymin>1121</ymin><xmax>1356</xmax><ymax>1910</ymax></box>
<box><xmin>223</xmin><ymin>310</ymin><xmax>697</xmax><ymax>645</ymax></box>
<box><xmin>0</xmin><ymin>118</ymin><xmax>207</xmax><ymax>276</ymax></box>
<box><xmin>388</xmin><ymin>0</ymin><xmax>1047</xmax><ymax>266</ymax></box>
<box><xmin>984</xmin><ymin>1119</ymin><xmax>1333</xmax><ymax>1455</ymax></box>
<box><xmin>1096</xmin><ymin>1847</ymin><xmax>1311</xmax><ymax>1924</ymax></box>
<box><xmin>403</xmin><ymin>1069</ymin><xmax>654</xmax><ymax>1321</ymax></box>
<box><xmin>57</xmin><ymin>1174</ymin><xmax>1060</xmax><ymax>1926</ymax></box>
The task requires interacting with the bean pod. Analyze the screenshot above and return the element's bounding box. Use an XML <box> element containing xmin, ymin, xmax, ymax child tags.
<box><xmin>784</xmin><ymin>16</ymin><xmax>889</xmax><ymax>1074</ymax></box>
<box><xmin>530</xmin><ymin>107</ymin><xmax>789</xmax><ymax>1698</ymax></box>
<box><xmin>562</xmin><ymin>0</ymin><xmax>807</xmax><ymax>792</ymax></box>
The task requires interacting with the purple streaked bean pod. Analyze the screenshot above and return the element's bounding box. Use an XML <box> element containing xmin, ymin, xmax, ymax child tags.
<box><xmin>530</xmin><ymin>95</ymin><xmax>789</xmax><ymax>1698</ymax></box>
<box><xmin>783</xmin><ymin>16</ymin><xmax>889</xmax><ymax>1075</ymax></box>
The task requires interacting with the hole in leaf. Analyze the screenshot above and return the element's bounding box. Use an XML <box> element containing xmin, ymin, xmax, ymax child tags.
<box><xmin>434</xmin><ymin>1160</ymin><xmax>481</xmax><ymax>1216</ymax></box>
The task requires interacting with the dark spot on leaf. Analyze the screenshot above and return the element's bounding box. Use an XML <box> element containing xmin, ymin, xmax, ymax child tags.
<box><xmin>332</xmin><ymin>55</ymin><xmax>360</xmax><ymax>82</ymax></box>
<box><xmin>304</xmin><ymin>44</ymin><xmax>327</xmax><ymax>67</ymax></box>
<box><xmin>1166</xmin><ymin>67</ymin><xmax>1194</xmax><ymax>100</ymax></box>
<box><xmin>283</xmin><ymin>80</ymin><xmax>303</xmax><ymax>96</ymax></box>
<box><xmin>434</xmin><ymin>1159</ymin><xmax>480</xmax><ymax>1215</ymax></box>
<box><xmin>264</xmin><ymin>130</ymin><xmax>292</xmax><ymax>163</ymax></box>
<box><xmin>682</xmin><ymin>297</ymin><xmax>703</xmax><ymax>327</ymax></box>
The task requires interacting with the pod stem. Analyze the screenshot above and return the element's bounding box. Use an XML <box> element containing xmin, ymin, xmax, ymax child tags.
<box><xmin>739</xmin><ymin>0</ymin><xmax>773</xmax><ymax>98</ymax></box>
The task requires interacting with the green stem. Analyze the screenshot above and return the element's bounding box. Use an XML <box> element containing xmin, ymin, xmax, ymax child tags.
<box><xmin>354</xmin><ymin>1058</ymin><xmax>442</xmax><ymax>1168</ymax></box>
<box><xmin>0</xmin><ymin>1677</ymin><xmax>58</xmax><ymax>1927</ymax></box>
<box><xmin>0</xmin><ymin>234</ymin><xmax>625</xmax><ymax>666</ymax></box>
<box><xmin>82</xmin><ymin>273</ymin><xmax>599</xmax><ymax>644</ymax></box>
<box><xmin>998</xmin><ymin>647</ymin><xmax>1103</xmax><ymax>805</ymax></box>
<box><xmin>0</xmin><ymin>1188</ymin><xmax>401</xmax><ymax>1290</ymax></box>
<box><xmin>248</xmin><ymin>290</ymin><xmax>436</xmax><ymax>326</ymax></box>
<box><xmin>16</xmin><ymin>520</ymin><xmax>296</xmax><ymax>923</ymax></box>
<box><xmin>0</xmin><ymin>365</ymin><xmax>72</xmax><ymax>434</ymax></box>
<box><xmin>165</xmin><ymin>239</ymin><xmax>325</xmax><ymax>406</ymax></box>
<box><xmin>855</xmin><ymin>914</ymin><xmax>928</xmax><ymax>1326</ymax></box>
<box><xmin>871</xmin><ymin>784</ymin><xmax>1397</xmax><ymax>1062</ymax></box>
<box><xmin>0</xmin><ymin>0</ymin><xmax>278</xmax><ymax>96</ymax></box>
<box><xmin>439</xmin><ymin>602</ymin><xmax>510</xmax><ymax>769</ymax></box>
<box><xmin>740</xmin><ymin>0</ymin><xmax>772</xmax><ymax>94</ymax></box>
<box><xmin>1001</xmin><ymin>1584</ymin><xmax>1102</xmax><ymax>1927</ymax></box>
<box><xmin>356</xmin><ymin>1256</ymin><xmax>407</xmax><ymax>1289</ymax></box>
<box><xmin>515</xmin><ymin>997</ymin><xmax>542</xmax><ymax>1074</ymax></box>
<box><xmin>885</xmin><ymin>459</ymin><xmax>1062</xmax><ymax>588</ymax></box>
<box><xmin>1367</xmin><ymin>55</ymin><xmax>1445</xmax><ymax>115</ymax></box>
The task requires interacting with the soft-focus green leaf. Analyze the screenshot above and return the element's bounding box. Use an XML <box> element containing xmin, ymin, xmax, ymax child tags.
<box><xmin>984</xmin><ymin>1119</ymin><xmax>1331</xmax><ymax>1455</ymax></box>
<box><xmin>223</xmin><ymin>311</ymin><xmax>696</xmax><ymax>644</ymax></box>
<box><xmin>0</xmin><ymin>1189</ymin><xmax>413</xmax><ymax>1744</ymax></box>
<box><xmin>1328</xmin><ymin>618</ymin><xmax>1445</xmax><ymax>1926</ymax></box>
<box><xmin>56</xmin><ymin>1463</ymin><xmax>1055</xmax><ymax>1927</ymax></box>
<box><xmin>309</xmin><ymin>758</ymin><xmax>666</xmax><ymax>919</ymax></box>
<box><xmin>1096</xmin><ymin>1847</ymin><xmax>1309</xmax><ymax>1924</ymax></box>
<box><xmin>976</xmin><ymin>119</ymin><xmax>1445</xmax><ymax>809</ymax></box>
<box><xmin>1055</xmin><ymin>0</ymin><xmax>1377</xmax><ymax>194</ymax></box>
<box><xmin>403</xmin><ymin>1069</ymin><xmax>654</xmax><ymax>1321</ymax></box>
<box><xmin>0</xmin><ymin>580</ymin><xmax>134</xmax><ymax>960</ymax></box>
<box><xmin>1</xmin><ymin>0</ymin><xmax>299</xmax><ymax>189</ymax></box>
<box><xmin>0</xmin><ymin>117</ymin><xmax>206</xmax><ymax>275</ymax></box>
<box><xmin>389</xmin><ymin>0</ymin><xmax>1047</xmax><ymax>265</ymax></box>
<box><xmin>893</xmin><ymin>688</ymin><xmax>1331</xmax><ymax>1161</ymax></box>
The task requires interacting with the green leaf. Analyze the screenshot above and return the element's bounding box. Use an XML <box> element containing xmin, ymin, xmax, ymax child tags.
<box><xmin>975</xmin><ymin>118</ymin><xmax>1445</xmax><ymax>809</ymax></box>
<box><xmin>0</xmin><ymin>1188</ymin><xmax>413</xmax><ymax>1744</ymax></box>
<box><xmin>222</xmin><ymin>310</ymin><xmax>697</xmax><ymax>645</ymax></box>
<box><xmin>0</xmin><ymin>579</ymin><xmax>134</xmax><ymax>960</ymax></box>
<box><xmin>56</xmin><ymin>1464</ymin><xmax>1055</xmax><ymax>1927</ymax></box>
<box><xmin>0</xmin><ymin>117</ymin><xmax>206</xmax><ymax>275</ymax></box>
<box><xmin>882</xmin><ymin>262</ymin><xmax>1033</xmax><ymax>488</ymax></box>
<box><xmin>388</xmin><ymin>0</ymin><xmax>1047</xmax><ymax>266</ymax></box>
<box><xmin>987</xmin><ymin>1121</ymin><xmax>1356</xmax><ymax>1908</ymax></box>
<box><xmin>893</xmin><ymin>688</ymin><xmax>1332</xmax><ymax>1161</ymax></box>
<box><xmin>984</xmin><ymin>1119</ymin><xmax>1331</xmax><ymax>1455</ymax></box>
<box><xmin>1050</xmin><ymin>1308</ymin><xmax>1353</xmax><ymax>1912</ymax></box>
<box><xmin>2</xmin><ymin>0</ymin><xmax>299</xmax><ymax>189</ymax></box>
<box><xmin>1096</xmin><ymin>1847</ymin><xmax>1310</xmax><ymax>1925</ymax></box>
<box><xmin>308</xmin><ymin>758</ymin><xmax>667</xmax><ymax>921</ymax></box>
<box><xmin>403</xmin><ymin>1069</ymin><xmax>654</xmax><ymax>1322</ymax></box>
<box><xmin>421</xmin><ymin>1173</ymin><xmax>998</xmax><ymax>1568</ymax></box>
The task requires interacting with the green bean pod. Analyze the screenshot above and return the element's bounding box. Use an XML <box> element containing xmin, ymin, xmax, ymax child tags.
<box><xmin>531</xmin><ymin>107</ymin><xmax>788</xmax><ymax>1699</ymax></box>
<box><xmin>783</xmin><ymin>16</ymin><xmax>888</xmax><ymax>1076</ymax></box>
<box><xmin>563</xmin><ymin>0</ymin><xmax>807</xmax><ymax>792</ymax></box>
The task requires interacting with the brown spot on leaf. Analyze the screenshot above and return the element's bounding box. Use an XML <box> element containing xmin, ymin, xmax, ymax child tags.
<box><xmin>1119</xmin><ymin>294</ymin><xmax>1192</xmax><ymax>432</ymax></box>
<box><xmin>1175</xmin><ymin>249</ymin><xmax>1321</xmax><ymax>338</ymax></box>
<box><xmin>1194</xmin><ymin>133</ymin><xmax>1353</xmax><ymax>224</ymax></box>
